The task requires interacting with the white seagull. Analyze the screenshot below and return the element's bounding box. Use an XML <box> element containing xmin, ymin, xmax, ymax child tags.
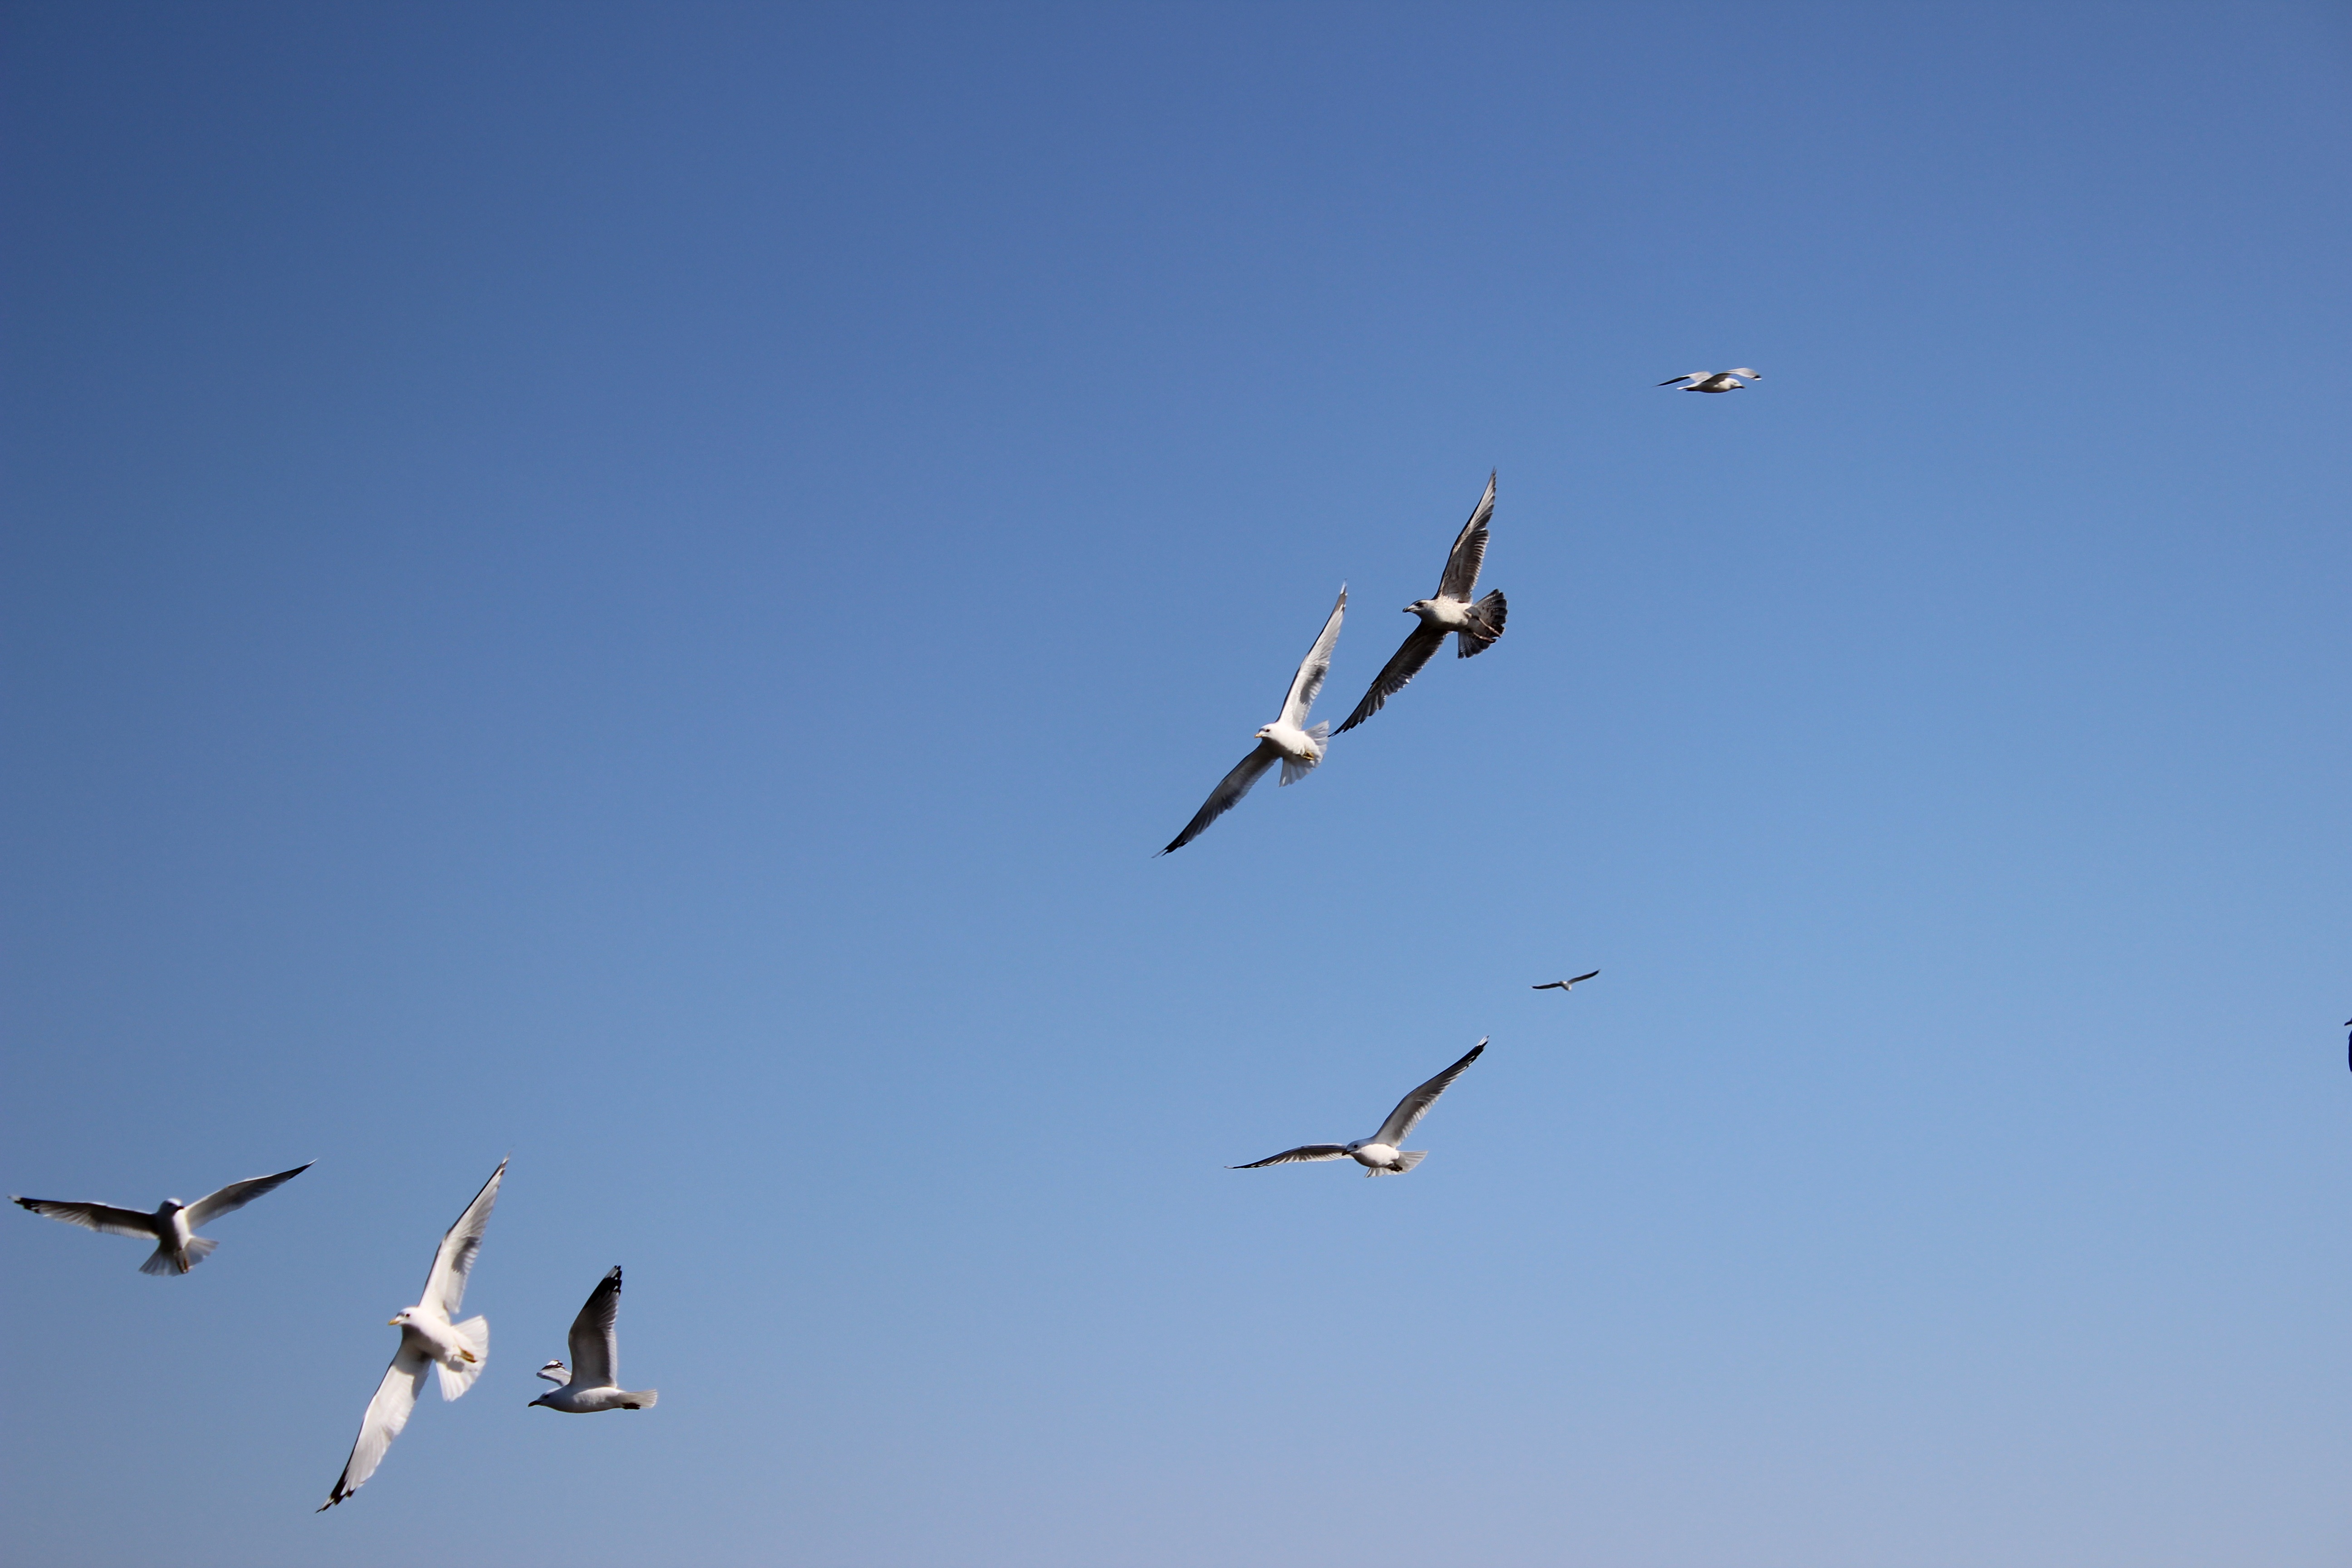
<box><xmin>320</xmin><ymin>1157</ymin><xmax>505</xmax><ymax>1510</ymax></box>
<box><xmin>1159</xmin><ymin>586</ymin><xmax>1347</xmax><ymax>855</ymax></box>
<box><xmin>12</xmin><ymin>1161</ymin><xmax>311</xmax><ymax>1275</ymax></box>
<box><xmin>1659</xmin><ymin>369</ymin><xmax>1760</xmax><ymax>393</ymax></box>
<box><xmin>1232</xmin><ymin>1039</ymin><xmax>1487</xmax><ymax>1176</ymax></box>
<box><xmin>531</xmin><ymin>1266</ymin><xmax>660</xmax><ymax>1413</ymax></box>
<box><xmin>1531</xmin><ymin>970</ymin><xmax>1600</xmax><ymax>993</ymax></box>
<box><xmin>1334</xmin><ymin>472</ymin><xmax>1507</xmax><ymax>735</ymax></box>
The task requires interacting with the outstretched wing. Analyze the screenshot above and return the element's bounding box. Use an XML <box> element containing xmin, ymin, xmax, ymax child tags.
<box><xmin>1332</xmin><ymin>625</ymin><xmax>1445</xmax><ymax>735</ymax></box>
<box><xmin>1158</xmin><ymin>741</ymin><xmax>1280</xmax><ymax>855</ymax></box>
<box><xmin>1373</xmin><ymin>1038</ymin><xmax>1488</xmax><ymax>1148</ymax></box>
<box><xmin>1230</xmin><ymin>1145</ymin><xmax>1350</xmax><ymax>1169</ymax></box>
<box><xmin>1657</xmin><ymin>373</ymin><xmax>1705</xmax><ymax>387</ymax></box>
<box><xmin>567</xmin><ymin>1267</ymin><xmax>623</xmax><ymax>1389</ymax></box>
<box><xmin>1436</xmin><ymin>472</ymin><xmax>1496</xmax><ymax>601</ymax></box>
<box><xmin>421</xmin><ymin>1158</ymin><xmax>506</xmax><ymax>1320</ymax></box>
<box><xmin>1725</xmin><ymin>368</ymin><xmax>1760</xmax><ymax>380</ymax></box>
<box><xmin>319</xmin><ymin>1342</ymin><xmax>429</xmax><ymax>1509</ymax></box>
<box><xmin>12</xmin><ymin>1197</ymin><xmax>160</xmax><ymax>1240</ymax></box>
<box><xmin>1568</xmin><ymin>970</ymin><xmax>1601</xmax><ymax>986</ymax></box>
<box><xmin>186</xmin><ymin>1161</ymin><xmax>313</xmax><ymax>1229</ymax></box>
<box><xmin>1278</xmin><ymin>586</ymin><xmax>1348</xmax><ymax>728</ymax></box>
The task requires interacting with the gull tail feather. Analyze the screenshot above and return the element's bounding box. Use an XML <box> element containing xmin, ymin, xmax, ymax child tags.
<box><xmin>436</xmin><ymin>1316</ymin><xmax>490</xmax><ymax>1401</ymax></box>
<box><xmin>1456</xmin><ymin>591</ymin><xmax>1506</xmax><ymax>657</ymax></box>
<box><xmin>140</xmin><ymin>1235</ymin><xmax>216</xmax><ymax>1276</ymax></box>
<box><xmin>619</xmin><ymin>1388</ymin><xmax>660</xmax><ymax>1410</ymax></box>
<box><xmin>1279</xmin><ymin>722</ymin><xmax>1331</xmax><ymax>786</ymax></box>
<box><xmin>1367</xmin><ymin>1151</ymin><xmax>1428</xmax><ymax>1177</ymax></box>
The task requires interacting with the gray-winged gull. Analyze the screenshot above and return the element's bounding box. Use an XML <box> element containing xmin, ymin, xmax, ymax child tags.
<box><xmin>1334</xmin><ymin>472</ymin><xmax>1507</xmax><ymax>735</ymax></box>
<box><xmin>1232</xmin><ymin>1039</ymin><xmax>1487</xmax><ymax>1177</ymax></box>
<box><xmin>12</xmin><ymin>1162</ymin><xmax>312</xmax><ymax>1275</ymax></box>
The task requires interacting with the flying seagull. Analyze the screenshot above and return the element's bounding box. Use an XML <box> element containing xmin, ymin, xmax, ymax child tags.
<box><xmin>1531</xmin><ymin>970</ymin><xmax>1601</xmax><ymax>993</ymax></box>
<box><xmin>1159</xmin><ymin>586</ymin><xmax>1347</xmax><ymax>855</ymax></box>
<box><xmin>531</xmin><ymin>1266</ymin><xmax>660</xmax><ymax>1413</ymax></box>
<box><xmin>1232</xmin><ymin>1039</ymin><xmax>1487</xmax><ymax>1177</ymax></box>
<box><xmin>320</xmin><ymin>1157</ymin><xmax>505</xmax><ymax>1510</ymax></box>
<box><xmin>1333</xmin><ymin>472</ymin><xmax>1507</xmax><ymax>735</ymax></box>
<box><xmin>11</xmin><ymin>1161</ymin><xmax>311</xmax><ymax>1276</ymax></box>
<box><xmin>2344</xmin><ymin>1018</ymin><xmax>2350</xmax><ymax>1073</ymax></box>
<box><xmin>1659</xmin><ymin>369</ymin><xmax>1760</xmax><ymax>393</ymax></box>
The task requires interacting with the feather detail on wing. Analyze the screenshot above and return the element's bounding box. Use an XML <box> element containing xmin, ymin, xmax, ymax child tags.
<box><xmin>567</xmin><ymin>1267</ymin><xmax>623</xmax><ymax>1389</ymax></box>
<box><xmin>422</xmin><ymin>1158</ymin><xmax>505</xmax><ymax>1321</ymax></box>
<box><xmin>319</xmin><ymin>1342</ymin><xmax>429</xmax><ymax>1509</ymax></box>
<box><xmin>1333</xmin><ymin>626</ymin><xmax>1444</xmax><ymax>734</ymax></box>
<box><xmin>1278</xmin><ymin>586</ymin><xmax>1347</xmax><ymax>729</ymax></box>
<box><xmin>1230</xmin><ymin>1145</ymin><xmax>1351</xmax><ymax>1168</ymax></box>
<box><xmin>1373</xmin><ymin>1038</ymin><xmax>1487</xmax><ymax>1148</ymax></box>
<box><xmin>1436</xmin><ymin>472</ymin><xmax>1495</xmax><ymax>602</ymax></box>
<box><xmin>12</xmin><ymin>1197</ymin><xmax>162</xmax><ymax>1240</ymax></box>
<box><xmin>1158</xmin><ymin>741</ymin><xmax>1280</xmax><ymax>855</ymax></box>
<box><xmin>538</xmin><ymin>1359</ymin><xmax>573</xmax><ymax>1386</ymax></box>
<box><xmin>186</xmin><ymin>1162</ymin><xmax>313</xmax><ymax>1228</ymax></box>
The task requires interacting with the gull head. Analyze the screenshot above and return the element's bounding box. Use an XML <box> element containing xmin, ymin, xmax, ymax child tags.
<box><xmin>388</xmin><ymin>1307</ymin><xmax>417</xmax><ymax>1328</ymax></box>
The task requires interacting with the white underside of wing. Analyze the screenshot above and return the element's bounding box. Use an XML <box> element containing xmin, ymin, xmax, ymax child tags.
<box><xmin>323</xmin><ymin>1342</ymin><xmax>429</xmax><ymax>1508</ymax></box>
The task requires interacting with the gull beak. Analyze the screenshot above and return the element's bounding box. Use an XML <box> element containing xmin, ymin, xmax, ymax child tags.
<box><xmin>387</xmin><ymin>1316</ymin><xmax>402</xmax><ymax>1326</ymax></box>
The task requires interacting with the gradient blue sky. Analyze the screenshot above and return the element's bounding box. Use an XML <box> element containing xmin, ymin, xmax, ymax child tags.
<box><xmin>4</xmin><ymin>5</ymin><xmax>2349</xmax><ymax>1564</ymax></box>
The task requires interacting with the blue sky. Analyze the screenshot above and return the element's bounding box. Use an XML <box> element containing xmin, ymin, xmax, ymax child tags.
<box><xmin>3</xmin><ymin>4</ymin><xmax>2348</xmax><ymax>1563</ymax></box>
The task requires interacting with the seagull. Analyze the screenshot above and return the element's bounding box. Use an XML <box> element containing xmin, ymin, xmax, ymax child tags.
<box><xmin>1531</xmin><ymin>970</ymin><xmax>1601</xmax><ymax>993</ymax></box>
<box><xmin>2344</xmin><ymin>1018</ymin><xmax>2350</xmax><ymax>1073</ymax></box>
<box><xmin>320</xmin><ymin>1157</ymin><xmax>505</xmax><ymax>1510</ymax></box>
<box><xmin>11</xmin><ymin>1161</ymin><xmax>311</xmax><ymax>1275</ymax></box>
<box><xmin>1159</xmin><ymin>586</ymin><xmax>1347</xmax><ymax>855</ymax></box>
<box><xmin>1658</xmin><ymin>369</ymin><xmax>1761</xmax><ymax>392</ymax></box>
<box><xmin>1333</xmin><ymin>472</ymin><xmax>1506</xmax><ymax>735</ymax></box>
<box><xmin>531</xmin><ymin>1266</ymin><xmax>660</xmax><ymax>1413</ymax></box>
<box><xmin>1232</xmin><ymin>1039</ymin><xmax>1486</xmax><ymax>1177</ymax></box>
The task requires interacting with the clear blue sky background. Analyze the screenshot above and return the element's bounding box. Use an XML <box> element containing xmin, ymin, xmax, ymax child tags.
<box><xmin>4</xmin><ymin>4</ymin><xmax>2348</xmax><ymax>1564</ymax></box>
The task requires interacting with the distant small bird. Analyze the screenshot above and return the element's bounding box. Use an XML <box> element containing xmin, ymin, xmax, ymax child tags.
<box><xmin>2344</xmin><ymin>1018</ymin><xmax>2350</xmax><ymax>1073</ymax></box>
<box><xmin>1531</xmin><ymin>970</ymin><xmax>1601</xmax><ymax>993</ymax></box>
<box><xmin>320</xmin><ymin>1157</ymin><xmax>505</xmax><ymax>1510</ymax></box>
<box><xmin>1159</xmin><ymin>586</ymin><xmax>1347</xmax><ymax>855</ymax></box>
<box><xmin>531</xmin><ymin>1266</ymin><xmax>659</xmax><ymax>1414</ymax></box>
<box><xmin>1659</xmin><ymin>369</ymin><xmax>1761</xmax><ymax>392</ymax></box>
<box><xmin>11</xmin><ymin>1161</ymin><xmax>311</xmax><ymax>1275</ymax></box>
<box><xmin>1334</xmin><ymin>472</ymin><xmax>1507</xmax><ymax>735</ymax></box>
<box><xmin>1232</xmin><ymin>1039</ymin><xmax>1487</xmax><ymax>1177</ymax></box>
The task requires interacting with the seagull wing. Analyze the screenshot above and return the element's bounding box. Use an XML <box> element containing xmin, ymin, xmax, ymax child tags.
<box><xmin>319</xmin><ymin>1341</ymin><xmax>429</xmax><ymax>1509</ymax></box>
<box><xmin>1530</xmin><ymin>982</ymin><xmax>1566</xmax><ymax>991</ymax></box>
<box><xmin>1332</xmin><ymin>625</ymin><xmax>1445</xmax><ymax>735</ymax></box>
<box><xmin>1657</xmin><ymin>373</ymin><xmax>1705</xmax><ymax>386</ymax></box>
<box><xmin>1158</xmin><ymin>741</ymin><xmax>1280</xmax><ymax>855</ymax></box>
<box><xmin>566</xmin><ymin>1267</ymin><xmax>623</xmax><ymax>1388</ymax></box>
<box><xmin>420</xmin><ymin>1158</ymin><xmax>505</xmax><ymax>1321</ymax></box>
<box><xmin>12</xmin><ymin>1197</ymin><xmax>161</xmax><ymax>1240</ymax></box>
<box><xmin>1373</xmin><ymin>1038</ymin><xmax>1488</xmax><ymax>1147</ymax></box>
<box><xmin>1435</xmin><ymin>472</ymin><xmax>1496</xmax><ymax>601</ymax></box>
<box><xmin>1278</xmin><ymin>586</ymin><xmax>1348</xmax><ymax>729</ymax></box>
<box><xmin>186</xmin><ymin>1161</ymin><xmax>313</xmax><ymax>1229</ymax></box>
<box><xmin>1568</xmin><ymin>970</ymin><xmax>1600</xmax><ymax>985</ymax></box>
<box><xmin>1230</xmin><ymin>1145</ymin><xmax>1350</xmax><ymax>1168</ymax></box>
<box><xmin>1726</xmin><ymin>368</ymin><xmax>1760</xmax><ymax>380</ymax></box>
